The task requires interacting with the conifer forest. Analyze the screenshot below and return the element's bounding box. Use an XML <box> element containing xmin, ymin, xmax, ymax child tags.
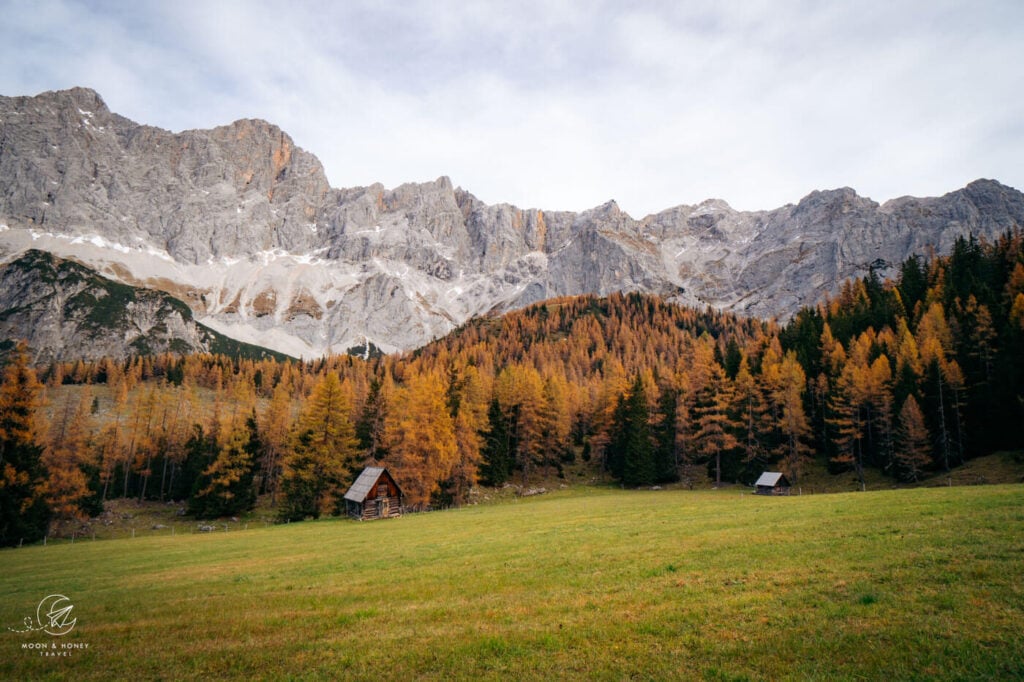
<box><xmin>2</xmin><ymin>232</ymin><xmax>1023</xmax><ymax>545</ymax></box>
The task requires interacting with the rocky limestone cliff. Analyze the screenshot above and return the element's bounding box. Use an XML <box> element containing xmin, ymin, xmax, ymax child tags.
<box><xmin>2</xmin><ymin>87</ymin><xmax>1023</xmax><ymax>358</ymax></box>
<box><xmin>0</xmin><ymin>87</ymin><xmax>329</xmax><ymax>263</ymax></box>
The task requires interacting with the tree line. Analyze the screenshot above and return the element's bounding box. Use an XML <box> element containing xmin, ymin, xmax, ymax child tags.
<box><xmin>1</xmin><ymin>231</ymin><xmax>1022</xmax><ymax>545</ymax></box>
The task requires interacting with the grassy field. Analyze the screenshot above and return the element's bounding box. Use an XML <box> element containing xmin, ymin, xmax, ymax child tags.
<box><xmin>1</xmin><ymin>485</ymin><xmax>1022</xmax><ymax>680</ymax></box>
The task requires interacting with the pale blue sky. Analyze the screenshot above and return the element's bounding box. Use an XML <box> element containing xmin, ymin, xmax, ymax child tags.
<box><xmin>2</xmin><ymin>0</ymin><xmax>1022</xmax><ymax>216</ymax></box>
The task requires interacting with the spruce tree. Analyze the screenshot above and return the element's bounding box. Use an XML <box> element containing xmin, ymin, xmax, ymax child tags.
<box><xmin>653</xmin><ymin>386</ymin><xmax>680</xmax><ymax>483</ymax></box>
<box><xmin>607</xmin><ymin>376</ymin><xmax>656</xmax><ymax>487</ymax></box>
<box><xmin>606</xmin><ymin>393</ymin><xmax>630</xmax><ymax>481</ymax></box>
<box><xmin>177</xmin><ymin>424</ymin><xmax>215</xmax><ymax>503</ymax></box>
<box><xmin>355</xmin><ymin>377</ymin><xmax>388</xmax><ymax>461</ymax></box>
<box><xmin>480</xmin><ymin>398</ymin><xmax>514</xmax><ymax>486</ymax></box>
<box><xmin>620</xmin><ymin>377</ymin><xmax>655</xmax><ymax>487</ymax></box>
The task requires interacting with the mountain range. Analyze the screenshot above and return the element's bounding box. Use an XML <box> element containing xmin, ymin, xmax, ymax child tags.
<box><xmin>1</xmin><ymin>87</ymin><xmax>1023</xmax><ymax>361</ymax></box>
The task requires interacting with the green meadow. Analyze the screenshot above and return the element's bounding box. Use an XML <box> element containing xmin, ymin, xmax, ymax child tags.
<box><xmin>2</xmin><ymin>485</ymin><xmax>1022</xmax><ymax>680</ymax></box>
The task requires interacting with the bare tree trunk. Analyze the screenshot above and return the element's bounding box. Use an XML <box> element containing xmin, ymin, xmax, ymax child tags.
<box><xmin>936</xmin><ymin>376</ymin><xmax>950</xmax><ymax>472</ymax></box>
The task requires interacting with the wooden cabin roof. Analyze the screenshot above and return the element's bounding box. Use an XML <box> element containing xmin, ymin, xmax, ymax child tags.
<box><xmin>344</xmin><ymin>467</ymin><xmax>396</xmax><ymax>503</ymax></box>
<box><xmin>755</xmin><ymin>472</ymin><xmax>789</xmax><ymax>487</ymax></box>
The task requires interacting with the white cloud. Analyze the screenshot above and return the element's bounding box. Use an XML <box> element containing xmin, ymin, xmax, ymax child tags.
<box><xmin>1</xmin><ymin>0</ymin><xmax>1022</xmax><ymax>216</ymax></box>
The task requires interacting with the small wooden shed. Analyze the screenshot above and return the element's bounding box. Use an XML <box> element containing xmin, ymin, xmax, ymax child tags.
<box><xmin>754</xmin><ymin>471</ymin><xmax>791</xmax><ymax>496</ymax></box>
<box><xmin>344</xmin><ymin>467</ymin><xmax>403</xmax><ymax>520</ymax></box>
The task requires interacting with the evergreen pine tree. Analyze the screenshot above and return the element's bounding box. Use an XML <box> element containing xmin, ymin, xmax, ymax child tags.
<box><xmin>480</xmin><ymin>398</ymin><xmax>515</xmax><ymax>486</ymax></box>
<box><xmin>355</xmin><ymin>377</ymin><xmax>388</xmax><ymax>461</ymax></box>
<box><xmin>177</xmin><ymin>424</ymin><xmax>215</xmax><ymax>503</ymax></box>
<box><xmin>620</xmin><ymin>377</ymin><xmax>655</xmax><ymax>487</ymax></box>
<box><xmin>606</xmin><ymin>393</ymin><xmax>630</xmax><ymax>480</ymax></box>
<box><xmin>652</xmin><ymin>386</ymin><xmax>680</xmax><ymax>483</ymax></box>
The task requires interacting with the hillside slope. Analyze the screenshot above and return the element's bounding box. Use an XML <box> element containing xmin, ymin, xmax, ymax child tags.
<box><xmin>0</xmin><ymin>250</ymin><xmax>286</xmax><ymax>362</ymax></box>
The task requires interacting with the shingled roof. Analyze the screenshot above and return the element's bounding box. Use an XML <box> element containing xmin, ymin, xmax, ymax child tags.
<box><xmin>344</xmin><ymin>466</ymin><xmax>388</xmax><ymax>503</ymax></box>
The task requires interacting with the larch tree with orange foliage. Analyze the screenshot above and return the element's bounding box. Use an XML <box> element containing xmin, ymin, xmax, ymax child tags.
<box><xmin>0</xmin><ymin>343</ymin><xmax>51</xmax><ymax>546</ymax></box>
<box><xmin>258</xmin><ymin>382</ymin><xmax>293</xmax><ymax>505</ymax></box>
<box><xmin>446</xmin><ymin>365</ymin><xmax>488</xmax><ymax>505</ymax></box>
<box><xmin>731</xmin><ymin>357</ymin><xmax>768</xmax><ymax>470</ymax></box>
<box><xmin>694</xmin><ymin>360</ymin><xmax>737</xmax><ymax>487</ymax></box>
<box><xmin>94</xmin><ymin>402</ymin><xmax>126</xmax><ymax>503</ymax></box>
<box><xmin>189</xmin><ymin>410</ymin><xmax>259</xmax><ymax>519</ymax></box>
<box><xmin>280</xmin><ymin>372</ymin><xmax>359</xmax><ymax>520</ymax></box>
<box><xmin>917</xmin><ymin>301</ymin><xmax>954</xmax><ymax>470</ymax></box>
<box><xmin>895</xmin><ymin>394</ymin><xmax>931</xmax><ymax>482</ymax></box>
<box><xmin>771</xmin><ymin>352</ymin><xmax>814</xmax><ymax>484</ymax></box>
<box><xmin>43</xmin><ymin>387</ymin><xmax>100</xmax><ymax>528</ymax></box>
<box><xmin>383</xmin><ymin>371</ymin><xmax>458</xmax><ymax>509</ymax></box>
<box><xmin>827</xmin><ymin>365</ymin><xmax>863</xmax><ymax>490</ymax></box>
<box><xmin>540</xmin><ymin>374</ymin><xmax>572</xmax><ymax>475</ymax></box>
<box><xmin>494</xmin><ymin>364</ymin><xmax>547</xmax><ymax>486</ymax></box>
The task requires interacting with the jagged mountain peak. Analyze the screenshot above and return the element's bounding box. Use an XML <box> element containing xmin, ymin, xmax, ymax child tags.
<box><xmin>793</xmin><ymin>186</ymin><xmax>877</xmax><ymax>213</ymax></box>
<box><xmin>957</xmin><ymin>178</ymin><xmax>1024</xmax><ymax>208</ymax></box>
<box><xmin>28</xmin><ymin>86</ymin><xmax>109</xmax><ymax>111</ymax></box>
<box><xmin>964</xmin><ymin>177</ymin><xmax>1005</xmax><ymax>191</ymax></box>
<box><xmin>1</xmin><ymin>86</ymin><xmax>1023</xmax><ymax>361</ymax></box>
<box><xmin>590</xmin><ymin>199</ymin><xmax>625</xmax><ymax>216</ymax></box>
<box><xmin>690</xmin><ymin>198</ymin><xmax>735</xmax><ymax>213</ymax></box>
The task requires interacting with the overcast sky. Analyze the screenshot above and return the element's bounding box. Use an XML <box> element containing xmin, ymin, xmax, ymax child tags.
<box><xmin>2</xmin><ymin>0</ymin><xmax>1022</xmax><ymax>216</ymax></box>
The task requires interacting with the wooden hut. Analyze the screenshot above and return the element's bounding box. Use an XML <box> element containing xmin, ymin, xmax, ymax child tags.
<box><xmin>344</xmin><ymin>467</ymin><xmax>403</xmax><ymax>520</ymax></box>
<box><xmin>754</xmin><ymin>471</ymin><xmax>791</xmax><ymax>496</ymax></box>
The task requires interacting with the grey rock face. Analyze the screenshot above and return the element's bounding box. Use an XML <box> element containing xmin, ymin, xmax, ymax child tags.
<box><xmin>2</xmin><ymin>87</ymin><xmax>1023</xmax><ymax>359</ymax></box>
<box><xmin>0</xmin><ymin>87</ymin><xmax>329</xmax><ymax>263</ymax></box>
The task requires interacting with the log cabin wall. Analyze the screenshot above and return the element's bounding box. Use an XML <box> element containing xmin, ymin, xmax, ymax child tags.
<box><xmin>344</xmin><ymin>467</ymin><xmax>404</xmax><ymax>520</ymax></box>
<box><xmin>359</xmin><ymin>495</ymin><xmax>402</xmax><ymax>520</ymax></box>
<box><xmin>359</xmin><ymin>477</ymin><xmax>402</xmax><ymax>519</ymax></box>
